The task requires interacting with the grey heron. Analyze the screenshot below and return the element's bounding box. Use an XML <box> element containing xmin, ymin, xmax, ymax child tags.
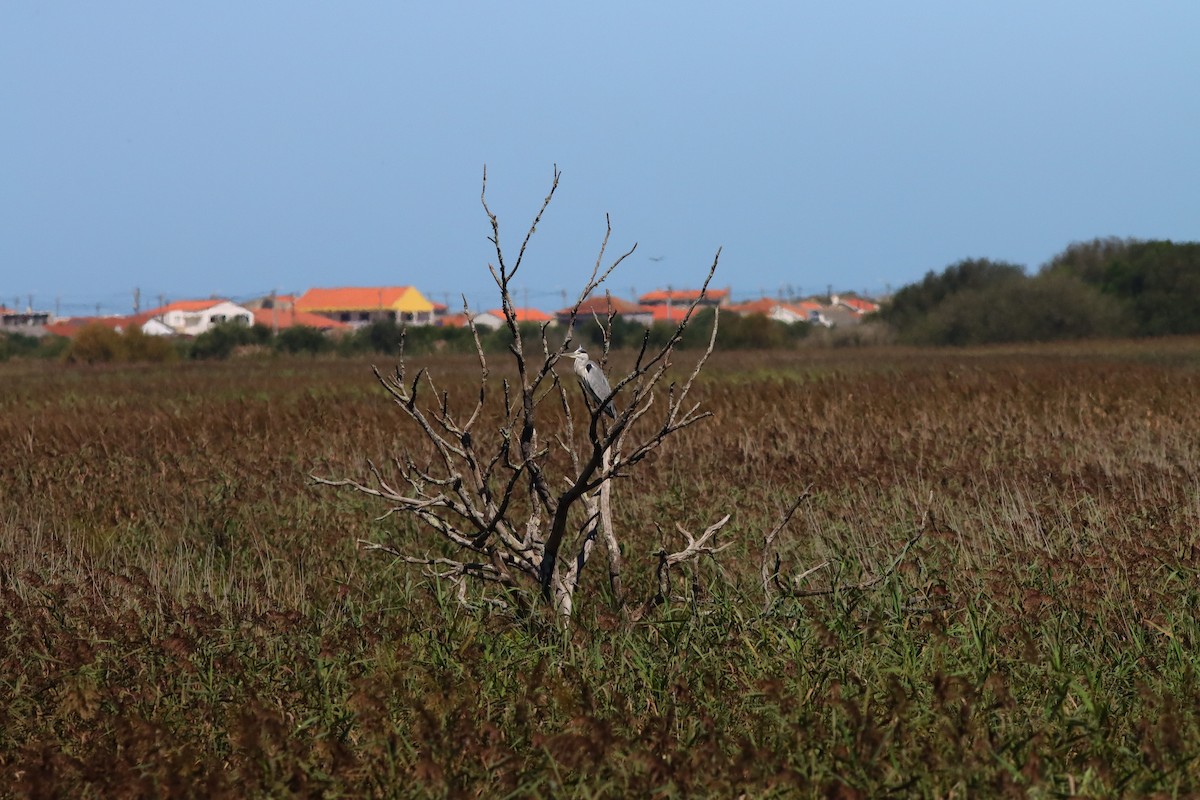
<box><xmin>564</xmin><ymin>346</ymin><xmax>615</xmax><ymax>418</ymax></box>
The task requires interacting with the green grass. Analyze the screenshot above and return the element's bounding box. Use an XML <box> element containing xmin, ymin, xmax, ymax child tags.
<box><xmin>3</xmin><ymin>343</ymin><xmax>1200</xmax><ymax>796</ymax></box>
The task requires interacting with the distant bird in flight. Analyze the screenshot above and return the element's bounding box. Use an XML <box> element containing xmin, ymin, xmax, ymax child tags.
<box><xmin>649</xmin><ymin>256</ymin><xmax>665</xmax><ymax>262</ymax></box>
<box><xmin>564</xmin><ymin>347</ymin><xmax>615</xmax><ymax>419</ymax></box>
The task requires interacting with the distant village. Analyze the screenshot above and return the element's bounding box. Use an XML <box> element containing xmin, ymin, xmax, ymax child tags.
<box><xmin>0</xmin><ymin>285</ymin><xmax>881</xmax><ymax>340</ymax></box>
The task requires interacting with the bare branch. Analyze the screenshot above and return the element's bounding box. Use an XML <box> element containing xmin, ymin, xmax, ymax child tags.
<box><xmin>760</xmin><ymin>488</ymin><xmax>812</xmax><ymax>609</ymax></box>
<box><xmin>629</xmin><ymin>514</ymin><xmax>731</xmax><ymax>621</ymax></box>
<box><xmin>317</xmin><ymin>168</ymin><xmax>736</xmax><ymax>624</ymax></box>
<box><xmin>766</xmin><ymin>492</ymin><xmax>936</xmax><ymax>605</ymax></box>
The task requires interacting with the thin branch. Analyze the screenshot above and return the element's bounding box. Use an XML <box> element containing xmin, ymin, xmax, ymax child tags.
<box><xmin>767</xmin><ymin>493</ymin><xmax>935</xmax><ymax>603</ymax></box>
<box><xmin>760</xmin><ymin>488</ymin><xmax>812</xmax><ymax>609</ymax></box>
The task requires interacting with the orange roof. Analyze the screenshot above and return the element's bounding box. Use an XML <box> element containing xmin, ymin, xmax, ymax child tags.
<box><xmin>44</xmin><ymin>316</ymin><xmax>132</xmax><ymax>338</ymax></box>
<box><xmin>727</xmin><ymin>298</ymin><xmax>782</xmax><ymax>315</ymax></box>
<box><xmin>638</xmin><ymin>288</ymin><xmax>729</xmax><ymax>304</ymax></box>
<box><xmin>555</xmin><ymin>296</ymin><xmax>643</xmax><ymax>317</ymax></box>
<box><xmin>840</xmin><ymin>297</ymin><xmax>880</xmax><ymax>313</ymax></box>
<box><xmin>437</xmin><ymin>314</ymin><xmax>471</xmax><ymax>328</ymax></box>
<box><xmin>648</xmin><ymin>305</ymin><xmax>692</xmax><ymax>323</ymax></box>
<box><xmin>252</xmin><ymin>307</ymin><xmax>348</xmax><ymax>330</ymax></box>
<box><xmin>295</xmin><ymin>286</ymin><xmax>434</xmax><ymax>313</ymax></box>
<box><xmin>486</xmin><ymin>307</ymin><xmax>552</xmax><ymax>323</ymax></box>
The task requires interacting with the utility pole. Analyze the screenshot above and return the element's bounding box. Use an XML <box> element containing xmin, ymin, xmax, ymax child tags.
<box><xmin>270</xmin><ymin>289</ymin><xmax>278</xmax><ymax>334</ymax></box>
<box><xmin>133</xmin><ymin>287</ymin><xmax>141</xmax><ymax>314</ymax></box>
<box><xmin>27</xmin><ymin>294</ymin><xmax>33</xmax><ymax>313</ymax></box>
<box><xmin>55</xmin><ymin>296</ymin><xmax>61</xmax><ymax>318</ymax></box>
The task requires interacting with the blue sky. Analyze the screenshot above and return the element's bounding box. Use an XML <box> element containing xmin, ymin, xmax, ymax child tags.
<box><xmin>3</xmin><ymin>2</ymin><xmax>1198</xmax><ymax>316</ymax></box>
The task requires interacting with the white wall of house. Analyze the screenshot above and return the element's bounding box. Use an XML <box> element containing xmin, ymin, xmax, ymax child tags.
<box><xmin>160</xmin><ymin>301</ymin><xmax>254</xmax><ymax>335</ymax></box>
<box><xmin>469</xmin><ymin>312</ymin><xmax>505</xmax><ymax>330</ymax></box>
<box><xmin>767</xmin><ymin>306</ymin><xmax>806</xmax><ymax>325</ymax></box>
<box><xmin>139</xmin><ymin>318</ymin><xmax>177</xmax><ymax>336</ymax></box>
<box><xmin>321</xmin><ymin>308</ymin><xmax>437</xmax><ymax>327</ymax></box>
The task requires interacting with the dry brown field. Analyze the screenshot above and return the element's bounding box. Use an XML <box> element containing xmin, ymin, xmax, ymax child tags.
<box><xmin>3</xmin><ymin>339</ymin><xmax>1200</xmax><ymax>796</ymax></box>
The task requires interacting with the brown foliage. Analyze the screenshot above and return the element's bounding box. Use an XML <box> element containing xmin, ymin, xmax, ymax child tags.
<box><xmin>64</xmin><ymin>324</ymin><xmax>177</xmax><ymax>364</ymax></box>
<box><xmin>4</xmin><ymin>340</ymin><xmax>1200</xmax><ymax>794</ymax></box>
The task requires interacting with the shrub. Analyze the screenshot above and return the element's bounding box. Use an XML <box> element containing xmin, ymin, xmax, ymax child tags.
<box><xmin>274</xmin><ymin>326</ymin><xmax>332</xmax><ymax>355</ymax></box>
<box><xmin>904</xmin><ymin>272</ymin><xmax>1130</xmax><ymax>346</ymax></box>
<box><xmin>188</xmin><ymin>322</ymin><xmax>271</xmax><ymax>360</ymax></box>
<box><xmin>0</xmin><ymin>332</ymin><xmax>68</xmax><ymax>361</ymax></box>
<box><xmin>879</xmin><ymin>258</ymin><xmax>1026</xmax><ymax>337</ymax></box>
<box><xmin>65</xmin><ymin>325</ymin><xmax>126</xmax><ymax>364</ymax></box>
<box><xmin>121</xmin><ymin>327</ymin><xmax>178</xmax><ymax>363</ymax></box>
<box><xmin>334</xmin><ymin>320</ymin><xmax>487</xmax><ymax>357</ymax></box>
<box><xmin>64</xmin><ymin>324</ymin><xmax>179</xmax><ymax>364</ymax></box>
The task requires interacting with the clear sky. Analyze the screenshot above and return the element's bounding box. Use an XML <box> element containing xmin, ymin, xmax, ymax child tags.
<box><xmin>3</xmin><ymin>2</ymin><xmax>1198</xmax><ymax>316</ymax></box>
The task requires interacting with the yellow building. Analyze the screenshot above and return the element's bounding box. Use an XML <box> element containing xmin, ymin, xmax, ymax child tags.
<box><xmin>295</xmin><ymin>286</ymin><xmax>436</xmax><ymax>326</ymax></box>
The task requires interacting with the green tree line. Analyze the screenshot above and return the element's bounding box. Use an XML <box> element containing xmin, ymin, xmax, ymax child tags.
<box><xmin>0</xmin><ymin>311</ymin><xmax>813</xmax><ymax>364</ymax></box>
<box><xmin>877</xmin><ymin>238</ymin><xmax>1200</xmax><ymax>345</ymax></box>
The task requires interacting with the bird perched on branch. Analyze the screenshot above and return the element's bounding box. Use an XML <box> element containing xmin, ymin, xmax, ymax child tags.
<box><xmin>564</xmin><ymin>346</ymin><xmax>615</xmax><ymax>419</ymax></box>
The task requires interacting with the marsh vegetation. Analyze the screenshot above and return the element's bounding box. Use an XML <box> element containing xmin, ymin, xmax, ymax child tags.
<box><xmin>4</xmin><ymin>340</ymin><xmax>1200</xmax><ymax>796</ymax></box>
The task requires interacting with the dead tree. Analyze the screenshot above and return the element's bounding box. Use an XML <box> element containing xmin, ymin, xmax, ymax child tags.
<box><xmin>314</xmin><ymin>167</ymin><xmax>727</xmax><ymax>621</ymax></box>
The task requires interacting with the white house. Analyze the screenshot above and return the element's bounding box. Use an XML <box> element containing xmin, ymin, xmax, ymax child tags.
<box><xmin>728</xmin><ymin>298</ymin><xmax>834</xmax><ymax>327</ymax></box>
<box><xmin>138</xmin><ymin>317</ymin><xmax>177</xmax><ymax>336</ymax></box>
<box><xmin>468</xmin><ymin>310</ymin><xmax>506</xmax><ymax>330</ymax></box>
<box><xmin>146</xmin><ymin>299</ymin><xmax>254</xmax><ymax>336</ymax></box>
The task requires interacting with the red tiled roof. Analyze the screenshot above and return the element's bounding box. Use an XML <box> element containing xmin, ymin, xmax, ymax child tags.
<box><xmin>252</xmin><ymin>308</ymin><xmax>348</xmax><ymax>331</ymax></box>
<box><xmin>648</xmin><ymin>305</ymin><xmax>691</xmax><ymax>323</ymax></box>
<box><xmin>638</xmin><ymin>288</ymin><xmax>729</xmax><ymax>304</ymax></box>
<box><xmin>726</xmin><ymin>299</ymin><xmax>834</xmax><ymax>318</ymax></box>
<box><xmin>44</xmin><ymin>316</ymin><xmax>132</xmax><ymax>338</ymax></box>
<box><xmin>839</xmin><ymin>297</ymin><xmax>880</xmax><ymax>313</ymax></box>
<box><xmin>486</xmin><ymin>307</ymin><xmax>553</xmax><ymax>323</ymax></box>
<box><xmin>727</xmin><ymin>298</ymin><xmax>782</xmax><ymax>315</ymax></box>
<box><xmin>438</xmin><ymin>314</ymin><xmax>472</xmax><ymax>328</ymax></box>
<box><xmin>555</xmin><ymin>296</ymin><xmax>643</xmax><ymax>317</ymax></box>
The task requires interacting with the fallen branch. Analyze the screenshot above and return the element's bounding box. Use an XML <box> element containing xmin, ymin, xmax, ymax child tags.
<box><xmin>629</xmin><ymin>514</ymin><xmax>732</xmax><ymax>621</ymax></box>
<box><xmin>764</xmin><ymin>492</ymin><xmax>935</xmax><ymax>608</ymax></box>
